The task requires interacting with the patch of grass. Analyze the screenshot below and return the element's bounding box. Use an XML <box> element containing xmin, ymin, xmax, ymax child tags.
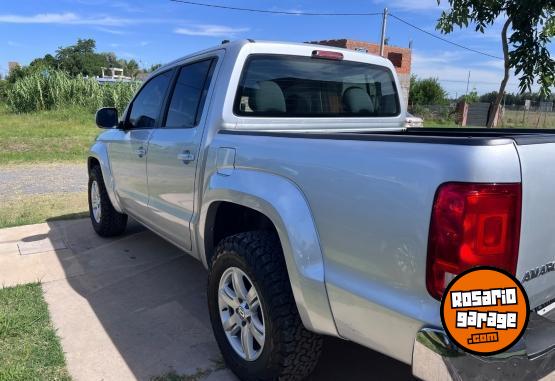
<box><xmin>0</xmin><ymin>283</ymin><xmax>71</xmax><ymax>381</ymax></box>
<box><xmin>501</xmin><ymin>109</ymin><xmax>555</xmax><ymax>129</ymax></box>
<box><xmin>422</xmin><ymin>109</ymin><xmax>555</xmax><ymax>129</ymax></box>
<box><xmin>0</xmin><ymin>192</ymin><xmax>88</xmax><ymax>229</ymax></box>
<box><xmin>0</xmin><ymin>104</ymin><xmax>98</xmax><ymax>164</ymax></box>
<box><xmin>424</xmin><ymin>120</ymin><xmax>459</xmax><ymax>128</ymax></box>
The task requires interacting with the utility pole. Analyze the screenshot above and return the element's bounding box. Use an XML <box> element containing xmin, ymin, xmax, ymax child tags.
<box><xmin>465</xmin><ymin>71</ymin><xmax>471</xmax><ymax>96</ymax></box>
<box><xmin>379</xmin><ymin>8</ymin><xmax>388</xmax><ymax>57</ymax></box>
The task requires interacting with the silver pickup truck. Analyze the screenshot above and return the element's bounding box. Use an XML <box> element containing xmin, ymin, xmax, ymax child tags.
<box><xmin>89</xmin><ymin>40</ymin><xmax>555</xmax><ymax>380</ymax></box>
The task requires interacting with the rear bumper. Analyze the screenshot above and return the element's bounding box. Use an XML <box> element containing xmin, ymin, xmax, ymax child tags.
<box><xmin>412</xmin><ymin>312</ymin><xmax>555</xmax><ymax>381</ymax></box>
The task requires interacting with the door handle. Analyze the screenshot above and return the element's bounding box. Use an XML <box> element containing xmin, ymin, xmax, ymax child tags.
<box><xmin>135</xmin><ymin>147</ymin><xmax>146</xmax><ymax>158</ymax></box>
<box><xmin>177</xmin><ymin>151</ymin><xmax>195</xmax><ymax>163</ymax></box>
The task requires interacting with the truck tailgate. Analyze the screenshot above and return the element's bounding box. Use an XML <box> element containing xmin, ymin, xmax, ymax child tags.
<box><xmin>516</xmin><ymin>141</ymin><xmax>555</xmax><ymax>309</ymax></box>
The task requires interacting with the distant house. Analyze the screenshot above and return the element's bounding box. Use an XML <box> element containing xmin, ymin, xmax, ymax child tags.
<box><xmin>96</xmin><ymin>67</ymin><xmax>133</xmax><ymax>84</ymax></box>
<box><xmin>309</xmin><ymin>39</ymin><xmax>412</xmax><ymax>108</ymax></box>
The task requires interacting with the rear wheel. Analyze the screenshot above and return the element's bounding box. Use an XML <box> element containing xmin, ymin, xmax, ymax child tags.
<box><xmin>208</xmin><ymin>231</ymin><xmax>323</xmax><ymax>381</ymax></box>
<box><xmin>88</xmin><ymin>165</ymin><xmax>127</xmax><ymax>237</ymax></box>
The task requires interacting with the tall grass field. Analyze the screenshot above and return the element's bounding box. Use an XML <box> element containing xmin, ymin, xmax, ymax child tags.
<box><xmin>5</xmin><ymin>70</ymin><xmax>141</xmax><ymax>113</ymax></box>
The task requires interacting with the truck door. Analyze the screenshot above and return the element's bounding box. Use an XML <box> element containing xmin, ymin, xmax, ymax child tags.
<box><xmin>146</xmin><ymin>56</ymin><xmax>218</xmax><ymax>251</ymax></box>
<box><xmin>109</xmin><ymin>70</ymin><xmax>174</xmax><ymax>221</ymax></box>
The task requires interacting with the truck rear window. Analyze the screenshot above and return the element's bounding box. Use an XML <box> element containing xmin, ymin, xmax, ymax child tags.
<box><xmin>234</xmin><ymin>54</ymin><xmax>400</xmax><ymax>118</ymax></box>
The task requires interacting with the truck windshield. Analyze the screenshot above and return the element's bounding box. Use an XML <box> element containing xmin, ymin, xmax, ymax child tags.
<box><xmin>235</xmin><ymin>54</ymin><xmax>400</xmax><ymax>118</ymax></box>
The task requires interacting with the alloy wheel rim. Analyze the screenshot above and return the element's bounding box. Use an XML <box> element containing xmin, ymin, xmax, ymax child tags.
<box><xmin>218</xmin><ymin>267</ymin><xmax>265</xmax><ymax>361</ymax></box>
<box><xmin>90</xmin><ymin>180</ymin><xmax>102</xmax><ymax>223</ymax></box>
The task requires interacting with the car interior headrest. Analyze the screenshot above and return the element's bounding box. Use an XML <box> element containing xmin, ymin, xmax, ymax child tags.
<box><xmin>342</xmin><ymin>87</ymin><xmax>375</xmax><ymax>114</ymax></box>
<box><xmin>250</xmin><ymin>81</ymin><xmax>286</xmax><ymax>113</ymax></box>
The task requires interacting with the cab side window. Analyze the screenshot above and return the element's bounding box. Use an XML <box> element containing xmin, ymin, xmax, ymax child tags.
<box><xmin>128</xmin><ymin>70</ymin><xmax>173</xmax><ymax>129</ymax></box>
<box><xmin>165</xmin><ymin>59</ymin><xmax>215</xmax><ymax>128</ymax></box>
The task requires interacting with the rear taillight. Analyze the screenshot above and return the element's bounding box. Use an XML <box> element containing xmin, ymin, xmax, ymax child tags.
<box><xmin>426</xmin><ymin>183</ymin><xmax>522</xmax><ymax>300</ymax></box>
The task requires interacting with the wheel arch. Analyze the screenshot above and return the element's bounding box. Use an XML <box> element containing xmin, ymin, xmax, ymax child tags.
<box><xmin>88</xmin><ymin>142</ymin><xmax>123</xmax><ymax>213</ymax></box>
<box><xmin>203</xmin><ymin>201</ymin><xmax>277</xmax><ymax>267</ymax></box>
<box><xmin>198</xmin><ymin>169</ymin><xmax>338</xmax><ymax>336</ymax></box>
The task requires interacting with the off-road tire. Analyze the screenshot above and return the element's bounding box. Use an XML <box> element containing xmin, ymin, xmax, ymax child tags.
<box><xmin>88</xmin><ymin>165</ymin><xmax>127</xmax><ymax>237</ymax></box>
<box><xmin>208</xmin><ymin>231</ymin><xmax>323</xmax><ymax>381</ymax></box>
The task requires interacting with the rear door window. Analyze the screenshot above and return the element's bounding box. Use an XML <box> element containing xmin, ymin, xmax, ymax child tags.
<box><xmin>164</xmin><ymin>59</ymin><xmax>215</xmax><ymax>128</ymax></box>
<box><xmin>235</xmin><ymin>54</ymin><xmax>400</xmax><ymax>118</ymax></box>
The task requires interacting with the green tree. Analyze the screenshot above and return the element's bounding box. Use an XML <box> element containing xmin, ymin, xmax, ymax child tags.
<box><xmin>128</xmin><ymin>60</ymin><xmax>140</xmax><ymax>75</ymax></box>
<box><xmin>29</xmin><ymin>54</ymin><xmax>57</xmax><ymax>70</ymax></box>
<box><xmin>122</xmin><ymin>59</ymin><xmax>140</xmax><ymax>78</ymax></box>
<box><xmin>437</xmin><ymin>1</ymin><xmax>555</xmax><ymax>127</ymax></box>
<box><xmin>103</xmin><ymin>52</ymin><xmax>118</xmax><ymax>68</ymax></box>
<box><xmin>148</xmin><ymin>63</ymin><xmax>162</xmax><ymax>72</ymax></box>
<box><xmin>6</xmin><ymin>39</ymin><xmax>151</xmax><ymax>84</ymax></box>
<box><xmin>409</xmin><ymin>76</ymin><xmax>448</xmax><ymax>105</ymax></box>
<box><xmin>0</xmin><ymin>79</ymin><xmax>8</xmax><ymax>101</ymax></box>
<box><xmin>479</xmin><ymin>91</ymin><xmax>499</xmax><ymax>103</ymax></box>
<box><xmin>461</xmin><ymin>89</ymin><xmax>479</xmax><ymax>103</ymax></box>
<box><xmin>55</xmin><ymin>38</ymin><xmax>108</xmax><ymax>77</ymax></box>
<box><xmin>6</xmin><ymin>65</ymin><xmax>43</xmax><ymax>84</ymax></box>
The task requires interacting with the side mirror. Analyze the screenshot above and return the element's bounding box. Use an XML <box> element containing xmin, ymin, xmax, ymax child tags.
<box><xmin>95</xmin><ymin>107</ymin><xmax>118</xmax><ymax>129</ymax></box>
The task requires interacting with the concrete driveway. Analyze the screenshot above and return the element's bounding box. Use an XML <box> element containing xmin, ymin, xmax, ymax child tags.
<box><xmin>0</xmin><ymin>218</ymin><xmax>414</xmax><ymax>381</ymax></box>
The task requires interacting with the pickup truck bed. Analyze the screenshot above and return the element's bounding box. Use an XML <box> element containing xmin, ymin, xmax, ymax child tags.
<box><xmin>224</xmin><ymin>127</ymin><xmax>555</xmax><ymax>145</ymax></box>
<box><xmin>216</xmin><ymin>126</ymin><xmax>555</xmax><ymax>364</ymax></box>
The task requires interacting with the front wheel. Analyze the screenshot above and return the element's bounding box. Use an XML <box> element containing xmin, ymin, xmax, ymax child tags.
<box><xmin>88</xmin><ymin>165</ymin><xmax>128</xmax><ymax>237</ymax></box>
<box><xmin>208</xmin><ymin>231</ymin><xmax>322</xmax><ymax>381</ymax></box>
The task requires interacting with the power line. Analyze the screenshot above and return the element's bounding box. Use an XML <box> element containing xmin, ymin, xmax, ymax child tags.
<box><xmin>169</xmin><ymin>0</ymin><xmax>382</xmax><ymax>16</ymax></box>
<box><xmin>169</xmin><ymin>1</ymin><xmax>504</xmax><ymax>61</ymax></box>
<box><xmin>389</xmin><ymin>13</ymin><xmax>504</xmax><ymax>60</ymax></box>
<box><xmin>438</xmin><ymin>79</ymin><xmax>518</xmax><ymax>85</ymax></box>
<box><xmin>438</xmin><ymin>80</ymin><xmax>522</xmax><ymax>91</ymax></box>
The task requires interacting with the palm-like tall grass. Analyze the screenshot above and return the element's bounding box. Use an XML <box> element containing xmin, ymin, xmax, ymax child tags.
<box><xmin>6</xmin><ymin>70</ymin><xmax>141</xmax><ymax>113</ymax></box>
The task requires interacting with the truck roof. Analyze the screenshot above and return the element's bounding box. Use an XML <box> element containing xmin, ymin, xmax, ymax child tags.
<box><xmin>153</xmin><ymin>39</ymin><xmax>394</xmax><ymax>75</ymax></box>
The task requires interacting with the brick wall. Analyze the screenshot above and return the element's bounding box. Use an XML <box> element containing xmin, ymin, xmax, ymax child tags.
<box><xmin>310</xmin><ymin>39</ymin><xmax>412</xmax><ymax>75</ymax></box>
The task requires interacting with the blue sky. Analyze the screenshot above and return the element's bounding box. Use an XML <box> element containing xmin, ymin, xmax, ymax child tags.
<box><xmin>0</xmin><ymin>0</ymin><xmax>548</xmax><ymax>97</ymax></box>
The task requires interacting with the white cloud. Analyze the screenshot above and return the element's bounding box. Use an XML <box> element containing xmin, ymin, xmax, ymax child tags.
<box><xmin>117</xmin><ymin>51</ymin><xmax>137</xmax><ymax>59</ymax></box>
<box><xmin>411</xmin><ymin>51</ymin><xmax>465</xmax><ymax>65</ymax></box>
<box><xmin>7</xmin><ymin>40</ymin><xmax>23</xmax><ymax>47</ymax></box>
<box><xmin>175</xmin><ymin>24</ymin><xmax>249</xmax><ymax>37</ymax></box>
<box><xmin>0</xmin><ymin>12</ymin><xmax>157</xmax><ymax>26</ymax></box>
<box><xmin>96</xmin><ymin>27</ymin><xmax>126</xmax><ymax>35</ymax></box>
<box><xmin>0</xmin><ymin>12</ymin><xmax>80</xmax><ymax>24</ymax></box>
<box><xmin>108</xmin><ymin>41</ymin><xmax>149</xmax><ymax>49</ymax></box>
<box><xmin>268</xmin><ymin>6</ymin><xmax>303</xmax><ymax>16</ymax></box>
<box><xmin>71</xmin><ymin>0</ymin><xmax>143</xmax><ymax>13</ymax></box>
<box><xmin>480</xmin><ymin>60</ymin><xmax>505</xmax><ymax>70</ymax></box>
